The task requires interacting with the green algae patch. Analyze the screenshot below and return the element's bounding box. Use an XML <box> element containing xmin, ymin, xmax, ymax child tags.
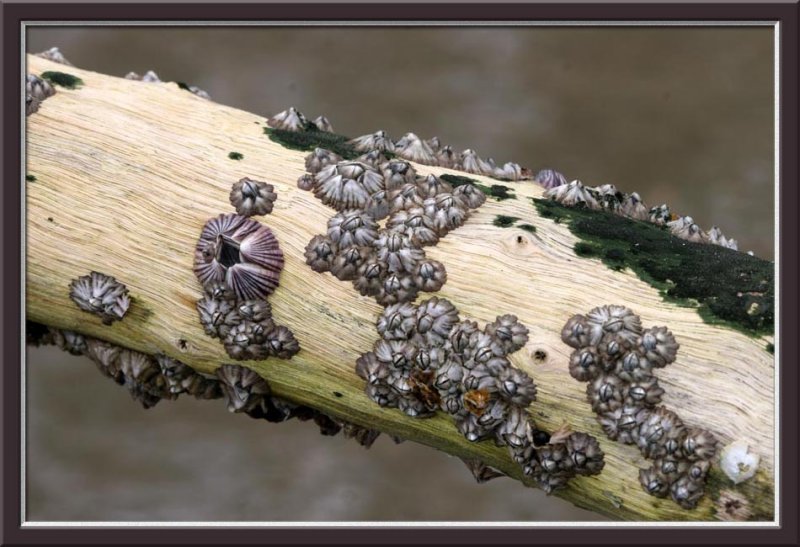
<box><xmin>766</xmin><ymin>342</ymin><xmax>774</xmax><ymax>354</ymax></box>
<box><xmin>493</xmin><ymin>215</ymin><xmax>519</xmax><ymax>228</ymax></box>
<box><xmin>518</xmin><ymin>223</ymin><xmax>537</xmax><ymax>234</ymax></box>
<box><xmin>41</xmin><ymin>71</ymin><xmax>83</xmax><ymax>89</ymax></box>
<box><xmin>475</xmin><ymin>183</ymin><xmax>515</xmax><ymax>201</ymax></box>
<box><xmin>440</xmin><ymin>174</ymin><xmax>479</xmax><ymax>188</ymax></box>
<box><xmin>228</xmin><ymin>151</ymin><xmax>244</xmax><ymax>160</ymax></box>
<box><xmin>26</xmin><ymin>175</ymin><xmax>36</xmax><ymax>182</ymax></box>
<box><xmin>264</xmin><ymin>124</ymin><xmax>359</xmax><ymax>160</ymax></box>
<box><xmin>533</xmin><ymin>198</ymin><xmax>774</xmax><ymax>337</ymax></box>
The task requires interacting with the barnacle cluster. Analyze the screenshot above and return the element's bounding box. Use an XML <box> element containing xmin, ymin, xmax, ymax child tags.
<box><xmin>267</xmin><ymin>107</ymin><xmax>334</xmax><ymax>133</ymax></box>
<box><xmin>26</xmin><ymin>74</ymin><xmax>56</xmax><ymax>116</ymax></box>
<box><xmin>560</xmin><ymin>305</ymin><xmax>718</xmax><ymax>509</ymax></box>
<box><xmin>193</xmin><ymin>188</ymin><xmax>299</xmax><ymax>362</ymax></box>
<box><xmin>356</xmin><ymin>300</ymin><xmax>605</xmax><ymax>493</ymax></box>
<box><xmin>299</xmin><ymin>154</ymin><xmax>485</xmax><ymax>306</ymax></box>
<box><xmin>123</xmin><ymin>68</ymin><xmax>211</xmax><ymax>99</ymax></box>
<box><xmin>69</xmin><ymin>271</ymin><xmax>130</xmax><ymax>325</ymax></box>
<box><xmin>35</xmin><ymin>46</ymin><xmax>73</xmax><ymax>66</ymax></box>
<box><xmin>544</xmin><ymin>179</ymin><xmax>739</xmax><ymax>251</ymax></box>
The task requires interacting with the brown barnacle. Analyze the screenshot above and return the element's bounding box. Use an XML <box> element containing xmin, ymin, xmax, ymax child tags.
<box><xmin>447</xmin><ymin>320</ymin><xmax>480</xmax><ymax>354</ymax></box>
<box><xmin>69</xmin><ymin>271</ymin><xmax>130</xmax><ymax>326</ymax></box>
<box><xmin>36</xmin><ymin>46</ymin><xmax>73</xmax><ymax>65</ymax></box>
<box><xmin>616</xmin><ymin>404</ymin><xmax>646</xmax><ymax>445</ymax></box>
<box><xmin>374</xmin><ymin>229</ymin><xmax>424</xmax><ymax>275</ymax></box>
<box><xmin>587</xmin><ymin>374</ymin><xmax>625</xmax><ymax>415</ymax></box>
<box><xmin>413</xmin><ymin>259</ymin><xmax>447</xmax><ymax>293</ymax></box>
<box><xmin>596</xmin><ymin>333</ymin><xmax>632</xmax><ymax>371</ymax></box>
<box><xmin>311</xmin><ymin>115</ymin><xmax>334</xmax><ymax>132</ymax></box>
<box><xmin>356</xmin><ymin>149</ymin><xmax>392</xmax><ymax>168</ymax></box>
<box><xmin>51</xmin><ymin>329</ymin><xmax>88</xmax><ymax>356</ymax></box>
<box><xmin>196</xmin><ymin>293</ymin><xmax>239</xmax><ymax>339</ymax></box>
<box><xmin>638</xmin><ymin>326</ymin><xmax>679</xmax><ymax>368</ymax></box>
<box><xmin>425</xmin><ymin>136</ymin><xmax>442</xmax><ymax>152</ymax></box>
<box><xmin>387</xmin><ymin>184</ymin><xmax>424</xmax><ymax>215</ymax></box>
<box><xmin>386</xmin><ymin>207</ymin><xmax>440</xmax><ymax>246</ymax></box>
<box><xmin>537</xmin><ymin>442</ymin><xmax>573</xmax><ymax>476</ymax></box>
<box><xmin>229</xmin><ymin>177</ymin><xmax>277</xmax><ymax>217</ymax></box>
<box><xmin>327</xmin><ymin>210</ymin><xmax>379</xmax><ymax>247</ymax></box>
<box><xmin>394</xmin><ymin>132</ymin><xmax>438</xmax><ymax>165</ymax></box>
<box><xmin>330</xmin><ymin>245</ymin><xmax>371</xmax><ymax>281</ymax></box>
<box><xmin>125</xmin><ymin>70</ymin><xmax>161</xmax><ymax>82</ymax></box>
<box><xmin>667</xmin><ymin>216</ymin><xmax>709</xmax><ymax>243</ymax></box>
<box><xmin>236</xmin><ymin>298</ymin><xmax>272</xmax><ymax>323</ymax></box>
<box><xmin>353</xmin><ymin>257</ymin><xmax>387</xmax><ymax>296</ymax></box>
<box><xmin>534</xmin><ymin>169</ymin><xmax>568</xmax><ymax>189</ymax></box>
<box><xmin>620</xmin><ymin>192</ymin><xmax>649</xmax><ymax>221</ymax></box>
<box><xmin>485</xmin><ymin>314</ymin><xmax>529</xmax><ymax>354</ymax></box>
<box><xmin>681</xmin><ymin>427</ymin><xmax>718</xmax><ymax>461</ymax></box>
<box><xmin>313</xmin><ymin>161</ymin><xmax>384</xmax><ymax>211</ymax></box>
<box><xmin>638</xmin><ymin>465</ymin><xmax>671</xmax><ymax>498</ymax></box>
<box><xmin>376</xmin><ymin>272</ymin><xmax>419</xmax><ymax>306</ymax></box>
<box><xmin>193</xmin><ymin>213</ymin><xmax>284</xmax><ymax>301</ymax></box>
<box><xmin>561</xmin><ymin>314</ymin><xmax>591</xmax><ymax>349</ymax></box>
<box><xmin>377</xmin><ymin>302</ymin><xmax>418</xmax><ymax>341</ymax></box>
<box><xmin>614</xmin><ymin>349</ymin><xmax>654</xmax><ymax>383</ymax></box>
<box><xmin>544</xmin><ymin>179</ymin><xmax>599</xmax><ymax>209</ymax></box>
<box><xmin>27</xmin><ymin>74</ymin><xmax>56</xmax><ymax>103</ymax></box>
<box><xmin>355</xmin><ymin>351</ymin><xmax>391</xmax><ymax>387</ymax></box>
<box><xmin>495</xmin><ymin>406</ymin><xmax>533</xmax><ymax>453</ymax></box>
<box><xmin>670</xmin><ymin>474</ymin><xmax>705</xmax><ymax>509</ymax></box>
<box><xmin>155</xmin><ymin>353</ymin><xmax>221</xmax><ymax>398</ymax></box>
<box><xmin>459</xmin><ymin>149</ymin><xmax>494</xmax><ymax>176</ymax></box>
<box><xmin>223</xmin><ymin>318</ymin><xmax>274</xmax><ymax>360</ymax></box>
<box><xmin>84</xmin><ymin>337</ymin><xmax>123</xmax><ymax>381</ymax></box>
<box><xmin>452</xmin><ymin>183</ymin><xmax>487</xmax><ymax>209</ymax></box>
<box><xmin>381</xmin><ymin>159</ymin><xmax>417</xmax><ymax>191</ymax></box>
<box><xmin>495</xmin><ymin>367</ymin><xmax>537</xmax><ymax>406</ymax></box>
<box><xmin>415</xmin><ymin>297</ymin><xmax>460</xmax><ymax>345</ymax></box>
<box><xmin>304</xmin><ymin>234</ymin><xmax>337</xmax><ymax>273</ymax></box>
<box><xmin>297</xmin><ymin>173</ymin><xmax>315</xmax><ymax>191</ymax></box>
<box><xmin>341</xmin><ymin>422</ymin><xmax>382</xmax><ymax>449</ymax></box>
<box><xmin>462</xmin><ymin>364</ymin><xmax>498</xmax><ymax>394</ymax></box>
<box><xmin>586</xmin><ymin>304</ymin><xmax>643</xmax><ymax>347</ymax></box>
<box><xmin>456</xmin><ymin>405</ymin><xmax>503</xmax><ymax>442</ymax></box>
<box><xmin>568</xmin><ymin>347</ymin><xmax>602</xmax><ymax>382</ymax></box>
<box><xmin>565</xmin><ymin>432</ymin><xmax>605</xmax><ymax>475</ymax></box>
<box><xmin>304</xmin><ymin>148</ymin><xmax>343</xmax><ymax>175</ymax></box>
<box><xmin>216</xmin><ymin>363</ymin><xmax>271</xmax><ymax>413</ymax></box>
<box><xmin>267</xmin><ymin>106</ymin><xmax>308</xmax><ymax>131</ymax></box>
<box><xmin>264</xmin><ymin>325</ymin><xmax>300</xmax><ymax>359</ymax></box>
<box><xmin>118</xmin><ymin>349</ymin><xmax>172</xmax><ymax>408</ymax></box>
<box><xmin>408</xmin><ymin>368</ymin><xmax>441</xmax><ymax>412</ymax></box>
<box><xmin>423</xmin><ymin>193</ymin><xmax>469</xmax><ymax>234</ymax></box>
<box><xmin>416</xmin><ymin>174</ymin><xmax>453</xmax><ymax>198</ymax></box>
<box><xmin>636</xmin><ymin>406</ymin><xmax>685</xmax><ymax>459</ymax></box>
<box><xmin>435</xmin><ymin>145</ymin><xmax>459</xmax><ymax>169</ymax></box>
<box><xmin>373</xmin><ymin>339</ymin><xmax>418</xmax><ymax>372</ymax></box>
<box><xmin>348</xmin><ymin>130</ymin><xmax>396</xmax><ymax>153</ymax></box>
<box><xmin>461</xmin><ymin>458</ymin><xmax>506</xmax><ymax>484</ymax></box>
<box><xmin>707</xmin><ymin>226</ymin><xmax>739</xmax><ymax>251</ymax></box>
<box><xmin>465</xmin><ymin>331</ymin><xmax>506</xmax><ymax>366</ymax></box>
<box><xmin>625</xmin><ymin>377</ymin><xmax>665</xmax><ymax>408</ymax></box>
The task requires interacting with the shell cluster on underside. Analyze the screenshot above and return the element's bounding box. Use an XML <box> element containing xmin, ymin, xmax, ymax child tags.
<box><xmin>560</xmin><ymin>305</ymin><xmax>718</xmax><ymax>509</ymax></box>
<box><xmin>543</xmin><ymin>180</ymin><xmax>740</xmax><ymax>252</ymax></box>
<box><xmin>68</xmin><ymin>271</ymin><xmax>130</xmax><ymax>325</ymax></box>
<box><xmin>299</xmin><ymin>153</ymin><xmax>485</xmax><ymax>307</ymax></box>
<box><xmin>356</xmin><ymin>300</ymin><xmax>605</xmax><ymax>493</ymax></box>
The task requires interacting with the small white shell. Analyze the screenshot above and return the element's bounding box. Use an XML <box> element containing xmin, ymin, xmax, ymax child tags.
<box><xmin>719</xmin><ymin>440</ymin><xmax>760</xmax><ymax>484</ymax></box>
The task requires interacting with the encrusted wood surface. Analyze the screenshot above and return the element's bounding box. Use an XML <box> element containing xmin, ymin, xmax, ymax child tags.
<box><xmin>25</xmin><ymin>55</ymin><xmax>775</xmax><ymax>521</ymax></box>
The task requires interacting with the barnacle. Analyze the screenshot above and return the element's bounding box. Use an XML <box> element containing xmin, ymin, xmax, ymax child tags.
<box><xmin>707</xmin><ymin>226</ymin><xmax>739</xmax><ymax>251</ymax></box>
<box><xmin>84</xmin><ymin>337</ymin><xmax>123</xmax><ymax>381</ymax></box>
<box><xmin>349</xmin><ymin>130</ymin><xmax>396</xmax><ymax>153</ymax></box>
<box><xmin>636</xmin><ymin>406</ymin><xmax>684</xmax><ymax>459</ymax></box>
<box><xmin>156</xmin><ymin>354</ymin><xmax>222</xmax><ymax>399</ymax></box>
<box><xmin>193</xmin><ymin>213</ymin><xmax>284</xmax><ymax>300</ymax></box>
<box><xmin>377</xmin><ymin>302</ymin><xmax>418</xmax><ymax>341</ymax></box>
<box><xmin>681</xmin><ymin>427</ymin><xmax>718</xmax><ymax>461</ymax></box>
<box><xmin>297</xmin><ymin>173</ymin><xmax>315</xmax><ymax>191</ymax></box>
<box><xmin>267</xmin><ymin>106</ymin><xmax>307</xmax><ymax>132</ymax></box>
<box><xmin>69</xmin><ymin>271</ymin><xmax>130</xmax><ymax>325</ymax></box>
<box><xmin>118</xmin><ymin>349</ymin><xmax>172</xmax><ymax>408</ymax></box>
<box><xmin>461</xmin><ymin>458</ymin><xmax>506</xmax><ymax>483</ymax></box>
<box><xmin>304</xmin><ymin>234</ymin><xmax>337</xmax><ymax>273</ymax></box>
<box><xmin>36</xmin><ymin>46</ymin><xmax>73</xmax><ymax>65</ymax></box>
<box><xmin>639</xmin><ymin>326</ymin><xmax>679</xmax><ymax>368</ymax></box>
<box><xmin>534</xmin><ymin>169</ymin><xmax>568</xmax><ymax>189</ymax></box>
<box><xmin>196</xmin><ymin>293</ymin><xmax>239</xmax><ymax>338</ymax></box>
<box><xmin>648</xmin><ymin>204</ymin><xmax>672</xmax><ymax>225</ymax></box>
<box><xmin>435</xmin><ymin>145</ymin><xmax>459</xmax><ymax>169</ymax></box>
<box><xmin>544</xmin><ymin>180</ymin><xmax>599</xmax><ymax>209</ymax></box>
<box><xmin>330</xmin><ymin>245</ymin><xmax>370</xmax><ymax>281</ymax></box>
<box><xmin>719</xmin><ymin>440</ymin><xmax>760</xmax><ymax>484</ymax></box>
<box><xmin>264</xmin><ymin>325</ymin><xmax>300</xmax><ymax>359</ymax></box>
<box><xmin>27</xmin><ymin>74</ymin><xmax>55</xmax><ymax>103</ymax></box>
<box><xmin>381</xmin><ymin>160</ymin><xmax>417</xmax><ymax>191</ymax></box>
<box><xmin>485</xmin><ymin>314</ymin><xmax>529</xmax><ymax>354</ymax></box>
<box><xmin>327</xmin><ymin>210</ymin><xmax>379</xmax><ymax>247</ymax></box>
<box><xmin>386</xmin><ymin>207</ymin><xmax>439</xmax><ymax>246</ymax></box>
<box><xmin>670</xmin><ymin>475</ymin><xmax>705</xmax><ymax>509</ymax></box>
<box><xmin>585</xmin><ymin>304</ymin><xmax>643</xmax><ymax>347</ymax></box>
<box><xmin>313</xmin><ymin>162</ymin><xmax>385</xmax><ymax>211</ymax></box>
<box><xmin>412</xmin><ymin>259</ymin><xmax>447</xmax><ymax>292</ymax></box>
<box><xmin>311</xmin><ymin>115</ymin><xmax>334</xmax><ymax>132</ymax></box>
<box><xmin>356</xmin><ymin>149</ymin><xmax>393</xmax><ymax>168</ymax></box>
<box><xmin>452</xmin><ymin>183</ymin><xmax>487</xmax><ymax>209</ymax></box>
<box><xmin>394</xmin><ymin>132</ymin><xmax>437</xmax><ymax>165</ymax></box>
<box><xmin>588</xmin><ymin>374</ymin><xmax>625</xmax><ymax>415</ymax></box>
<box><xmin>388</xmin><ymin>183</ymin><xmax>425</xmax><ymax>213</ymax></box>
<box><xmin>668</xmin><ymin>216</ymin><xmax>709</xmax><ymax>243</ymax></box>
<box><xmin>561</xmin><ymin>314</ymin><xmax>591</xmax><ymax>349</ymax></box>
<box><xmin>416</xmin><ymin>297</ymin><xmax>459</xmax><ymax>345</ymax></box>
<box><xmin>223</xmin><ymin>319</ymin><xmax>274</xmax><ymax>360</ymax></box>
<box><xmin>460</xmin><ymin>149</ymin><xmax>494</xmax><ymax>176</ymax></box>
<box><xmin>373</xmin><ymin>229</ymin><xmax>424</xmax><ymax>275</ymax></box>
<box><xmin>216</xmin><ymin>364</ymin><xmax>270</xmax><ymax>413</ymax></box>
<box><xmin>229</xmin><ymin>177</ymin><xmax>277</xmax><ymax>217</ymax></box>
<box><xmin>492</xmin><ymin>162</ymin><xmax>531</xmax><ymax>181</ymax></box>
<box><xmin>416</xmin><ymin>174</ymin><xmax>452</xmax><ymax>198</ymax></box>
<box><xmin>305</xmin><ymin>148</ymin><xmax>343</xmax><ymax>175</ymax></box>
<box><xmin>592</xmin><ymin>184</ymin><xmax>624</xmax><ymax>213</ymax></box>
<box><xmin>353</xmin><ymin>257</ymin><xmax>388</xmax><ymax>296</ymax></box>
<box><xmin>423</xmin><ymin>193</ymin><xmax>469</xmax><ymax>234</ymax></box>
<box><xmin>620</xmin><ymin>192</ymin><xmax>649</xmax><ymax>221</ymax></box>
<box><xmin>125</xmin><ymin>70</ymin><xmax>161</xmax><ymax>82</ymax></box>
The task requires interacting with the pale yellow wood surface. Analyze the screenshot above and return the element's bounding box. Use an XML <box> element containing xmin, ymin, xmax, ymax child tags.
<box><xmin>25</xmin><ymin>55</ymin><xmax>775</xmax><ymax>521</ymax></box>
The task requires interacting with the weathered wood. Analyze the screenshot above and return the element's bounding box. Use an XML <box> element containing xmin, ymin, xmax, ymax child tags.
<box><xmin>25</xmin><ymin>55</ymin><xmax>775</xmax><ymax>521</ymax></box>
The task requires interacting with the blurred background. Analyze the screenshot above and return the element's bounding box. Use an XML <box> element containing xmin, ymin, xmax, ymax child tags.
<box><xmin>25</xmin><ymin>25</ymin><xmax>774</xmax><ymax>522</ymax></box>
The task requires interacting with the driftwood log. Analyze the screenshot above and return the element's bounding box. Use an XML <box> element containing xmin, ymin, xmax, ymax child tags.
<box><xmin>24</xmin><ymin>55</ymin><xmax>775</xmax><ymax>521</ymax></box>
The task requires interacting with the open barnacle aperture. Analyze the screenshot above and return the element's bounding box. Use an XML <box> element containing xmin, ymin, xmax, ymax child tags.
<box><xmin>193</xmin><ymin>213</ymin><xmax>284</xmax><ymax>301</ymax></box>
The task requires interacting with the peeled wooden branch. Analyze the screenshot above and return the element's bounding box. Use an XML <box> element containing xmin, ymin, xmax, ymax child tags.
<box><xmin>24</xmin><ymin>55</ymin><xmax>774</xmax><ymax>521</ymax></box>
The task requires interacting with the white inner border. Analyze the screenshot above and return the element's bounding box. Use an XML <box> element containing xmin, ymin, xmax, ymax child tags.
<box><xmin>20</xmin><ymin>20</ymin><xmax>781</xmax><ymax>529</ymax></box>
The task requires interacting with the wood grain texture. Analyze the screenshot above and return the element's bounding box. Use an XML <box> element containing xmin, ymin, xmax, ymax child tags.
<box><xmin>25</xmin><ymin>55</ymin><xmax>775</xmax><ymax>521</ymax></box>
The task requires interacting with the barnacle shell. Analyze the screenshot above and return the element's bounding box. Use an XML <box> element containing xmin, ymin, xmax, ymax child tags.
<box><xmin>374</xmin><ymin>339</ymin><xmax>418</xmax><ymax>371</ymax></box>
<box><xmin>36</xmin><ymin>46</ymin><xmax>73</xmax><ymax>65</ymax></box>
<box><xmin>719</xmin><ymin>440</ymin><xmax>760</xmax><ymax>484</ymax></box>
<box><xmin>297</xmin><ymin>173</ymin><xmax>315</xmax><ymax>191</ymax></box>
<box><xmin>264</xmin><ymin>325</ymin><xmax>300</xmax><ymax>359</ymax></box>
<box><xmin>373</xmin><ymin>230</ymin><xmax>424</xmax><ymax>275</ymax></box>
<box><xmin>382</xmin><ymin>160</ymin><xmax>417</xmax><ymax>191</ymax></box>
<box><xmin>327</xmin><ymin>210</ymin><xmax>379</xmax><ymax>247</ymax></box>
<box><xmin>304</xmin><ymin>234</ymin><xmax>337</xmax><ymax>273</ymax></box>
<box><xmin>668</xmin><ymin>216</ymin><xmax>709</xmax><ymax>243</ymax></box>
<box><xmin>394</xmin><ymin>132</ymin><xmax>437</xmax><ymax>165</ymax></box>
<box><xmin>495</xmin><ymin>367</ymin><xmax>537</xmax><ymax>406</ymax></box>
<box><xmin>423</xmin><ymin>193</ymin><xmax>469</xmax><ymax>234</ymax></box>
<box><xmin>27</xmin><ymin>74</ymin><xmax>55</xmax><ymax>102</ymax></box>
<box><xmin>196</xmin><ymin>294</ymin><xmax>239</xmax><ymax>338</ymax></box>
<box><xmin>615</xmin><ymin>349</ymin><xmax>654</xmax><ymax>383</ymax></box>
<box><xmin>592</xmin><ymin>184</ymin><xmax>624</xmax><ymax>212</ymax></box>
<box><xmin>388</xmin><ymin>183</ymin><xmax>424</xmax><ymax>213</ymax></box>
<box><xmin>193</xmin><ymin>213</ymin><xmax>284</xmax><ymax>300</ymax></box>
<box><xmin>229</xmin><ymin>177</ymin><xmax>277</xmax><ymax>217</ymax></box>
<box><xmin>377</xmin><ymin>302</ymin><xmax>418</xmax><ymax>341</ymax></box>
<box><xmin>708</xmin><ymin>226</ymin><xmax>739</xmax><ymax>251</ymax></box>
<box><xmin>353</xmin><ymin>257</ymin><xmax>387</xmax><ymax>297</ymax></box>
<box><xmin>485</xmin><ymin>314</ymin><xmax>529</xmax><ymax>353</ymax></box>
<box><xmin>648</xmin><ymin>204</ymin><xmax>671</xmax><ymax>225</ymax></box>
<box><xmin>51</xmin><ymin>329</ymin><xmax>87</xmax><ymax>356</ymax></box>
<box><xmin>461</xmin><ymin>458</ymin><xmax>506</xmax><ymax>483</ymax></box>
<box><xmin>356</xmin><ymin>149</ymin><xmax>393</xmax><ymax>168</ymax></box>
<box><xmin>413</xmin><ymin>259</ymin><xmax>447</xmax><ymax>293</ymax></box>
<box><xmin>416</xmin><ymin>174</ymin><xmax>452</xmax><ymax>198</ymax></box>
<box><xmin>118</xmin><ymin>349</ymin><xmax>171</xmax><ymax>408</ymax></box>
<box><xmin>620</xmin><ymin>192</ymin><xmax>649</xmax><ymax>221</ymax></box>
<box><xmin>305</xmin><ymin>148</ymin><xmax>343</xmax><ymax>174</ymax></box>
<box><xmin>267</xmin><ymin>106</ymin><xmax>307</xmax><ymax>132</ymax></box>
<box><xmin>314</xmin><ymin>162</ymin><xmax>384</xmax><ymax>211</ymax></box>
<box><xmin>639</xmin><ymin>465</ymin><xmax>670</xmax><ymax>498</ymax></box>
<box><xmin>544</xmin><ymin>180</ymin><xmax>599</xmax><ymax>209</ymax></box>
<box><xmin>588</xmin><ymin>374</ymin><xmax>625</xmax><ymax>414</ymax></box>
<box><xmin>585</xmin><ymin>305</ymin><xmax>642</xmax><ymax>347</ymax></box>
<box><xmin>349</xmin><ymin>130</ymin><xmax>396</xmax><ymax>153</ymax></box>
<box><xmin>535</xmin><ymin>169</ymin><xmax>568</xmax><ymax>189</ymax></box>
<box><xmin>568</xmin><ymin>347</ymin><xmax>602</xmax><ymax>382</ymax></box>
<box><xmin>84</xmin><ymin>338</ymin><xmax>123</xmax><ymax>381</ymax></box>
<box><xmin>625</xmin><ymin>376</ymin><xmax>665</xmax><ymax>408</ymax></box>
<box><xmin>69</xmin><ymin>271</ymin><xmax>130</xmax><ymax>325</ymax></box>
<box><xmin>460</xmin><ymin>149</ymin><xmax>494</xmax><ymax>176</ymax></box>
<box><xmin>342</xmin><ymin>423</ymin><xmax>382</xmax><ymax>449</ymax></box>
<box><xmin>216</xmin><ymin>364</ymin><xmax>270</xmax><ymax>413</ymax></box>
<box><xmin>452</xmin><ymin>183</ymin><xmax>486</xmax><ymax>209</ymax></box>
<box><xmin>416</xmin><ymin>297</ymin><xmax>459</xmax><ymax>345</ymax></box>
<box><xmin>670</xmin><ymin>474</ymin><xmax>705</xmax><ymax>509</ymax></box>
<box><xmin>492</xmin><ymin>162</ymin><xmax>531</xmax><ymax>181</ymax></box>
<box><xmin>311</xmin><ymin>115</ymin><xmax>334</xmax><ymax>132</ymax></box>
<box><xmin>680</xmin><ymin>427</ymin><xmax>718</xmax><ymax>461</ymax></box>
<box><xmin>565</xmin><ymin>432</ymin><xmax>605</xmax><ymax>475</ymax></box>
<box><xmin>386</xmin><ymin>207</ymin><xmax>439</xmax><ymax>246</ymax></box>
<box><xmin>223</xmin><ymin>318</ymin><xmax>274</xmax><ymax>360</ymax></box>
<box><xmin>639</xmin><ymin>326</ymin><xmax>679</xmax><ymax>368</ymax></box>
<box><xmin>716</xmin><ymin>490</ymin><xmax>753</xmax><ymax>521</ymax></box>
<box><xmin>435</xmin><ymin>145</ymin><xmax>459</xmax><ymax>169</ymax></box>
<box><xmin>125</xmin><ymin>70</ymin><xmax>161</xmax><ymax>82</ymax></box>
<box><xmin>330</xmin><ymin>245</ymin><xmax>371</xmax><ymax>281</ymax></box>
<box><xmin>637</xmin><ymin>406</ymin><xmax>685</xmax><ymax>459</ymax></box>
<box><xmin>561</xmin><ymin>314</ymin><xmax>591</xmax><ymax>349</ymax></box>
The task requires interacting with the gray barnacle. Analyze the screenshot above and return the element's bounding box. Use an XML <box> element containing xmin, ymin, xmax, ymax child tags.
<box><xmin>561</xmin><ymin>314</ymin><xmax>591</xmax><ymax>349</ymax></box>
<box><xmin>415</xmin><ymin>174</ymin><xmax>452</xmax><ymax>198</ymax></box>
<box><xmin>327</xmin><ymin>210</ymin><xmax>379</xmax><ymax>247</ymax></box>
<box><xmin>304</xmin><ymin>234</ymin><xmax>337</xmax><ymax>273</ymax></box>
<box><xmin>373</xmin><ymin>339</ymin><xmax>418</xmax><ymax>371</ymax></box>
<box><xmin>51</xmin><ymin>329</ymin><xmax>87</xmax><ymax>356</ymax></box>
<box><xmin>229</xmin><ymin>177</ymin><xmax>277</xmax><ymax>217</ymax></box>
<box><xmin>667</xmin><ymin>216</ymin><xmax>709</xmax><ymax>243</ymax></box>
<box><xmin>356</xmin><ymin>149</ymin><xmax>393</xmax><ymax>168</ymax></box>
<box><xmin>26</xmin><ymin>94</ymin><xmax>40</xmax><ymax>116</ymax></box>
<box><xmin>330</xmin><ymin>245</ymin><xmax>371</xmax><ymax>281</ymax></box>
<box><xmin>377</xmin><ymin>273</ymin><xmax>419</xmax><ymax>306</ymax></box>
<box><xmin>423</xmin><ymin>193</ymin><xmax>469</xmax><ymax>234</ymax></box>
<box><xmin>565</xmin><ymin>432</ymin><xmax>605</xmax><ymax>475</ymax></box>
<box><xmin>614</xmin><ymin>349</ymin><xmax>654</xmax><ymax>383</ymax></box>
<box><xmin>297</xmin><ymin>174</ymin><xmax>315</xmax><ymax>191</ymax></box>
<box><xmin>355</xmin><ymin>351</ymin><xmax>391</xmax><ymax>386</ymax></box>
<box><xmin>118</xmin><ymin>349</ymin><xmax>172</xmax><ymax>408</ymax></box>
<box><xmin>452</xmin><ymin>183</ymin><xmax>487</xmax><ymax>209</ymax></box>
<box><xmin>381</xmin><ymin>160</ymin><xmax>417</xmax><ymax>191</ymax></box>
<box><xmin>304</xmin><ymin>148</ymin><xmax>343</xmax><ymax>174</ymax></box>
<box><xmin>386</xmin><ymin>207</ymin><xmax>440</xmax><ymax>247</ymax></box>
<box><xmin>435</xmin><ymin>145</ymin><xmax>459</xmax><ymax>169</ymax></box>
<box><xmin>495</xmin><ymin>367</ymin><xmax>537</xmax><ymax>406</ymax></box>
<box><xmin>387</xmin><ymin>182</ymin><xmax>425</xmax><ymax>213</ymax></box>
<box><xmin>707</xmin><ymin>226</ymin><xmax>739</xmax><ymax>251</ymax></box>
<box><xmin>637</xmin><ymin>406</ymin><xmax>685</xmax><ymax>459</ymax></box>
<box><xmin>638</xmin><ymin>326</ymin><xmax>679</xmax><ymax>368</ymax></box>
<box><xmin>264</xmin><ymin>325</ymin><xmax>300</xmax><ymax>359</ymax></box>
<box><xmin>27</xmin><ymin>74</ymin><xmax>56</xmax><ymax>103</ymax></box>
<box><xmin>459</xmin><ymin>149</ymin><xmax>494</xmax><ymax>176</ymax></box>
<box><xmin>69</xmin><ymin>271</ymin><xmax>130</xmax><ymax>326</ymax></box>
<box><xmin>648</xmin><ymin>204</ymin><xmax>672</xmax><ymax>226</ymax></box>
<box><xmin>313</xmin><ymin>161</ymin><xmax>385</xmax><ymax>211</ymax></box>
<box><xmin>670</xmin><ymin>474</ymin><xmax>705</xmax><ymax>509</ymax></box>
<box><xmin>615</xmin><ymin>404</ymin><xmax>646</xmax><ymax>445</ymax></box>
<box><xmin>592</xmin><ymin>184</ymin><xmax>624</xmax><ymax>213</ymax></box>
<box><xmin>377</xmin><ymin>302</ymin><xmax>419</xmax><ymax>341</ymax></box>
<box><xmin>196</xmin><ymin>293</ymin><xmax>239</xmax><ymax>338</ymax></box>
<box><xmin>568</xmin><ymin>347</ymin><xmax>602</xmax><ymax>382</ymax></box>
<box><xmin>415</xmin><ymin>297</ymin><xmax>460</xmax><ymax>345</ymax></box>
<box><xmin>680</xmin><ymin>428</ymin><xmax>718</xmax><ymax>461</ymax></box>
<box><xmin>620</xmin><ymin>192</ymin><xmax>649</xmax><ymax>221</ymax></box>
<box><xmin>193</xmin><ymin>213</ymin><xmax>284</xmax><ymax>301</ymax></box>
<box><xmin>84</xmin><ymin>337</ymin><xmax>123</xmax><ymax>381</ymax></box>
<box><xmin>364</xmin><ymin>189</ymin><xmax>390</xmax><ymax>220</ymax></box>
<box><xmin>36</xmin><ymin>46</ymin><xmax>73</xmax><ymax>65</ymax></box>
<box><xmin>236</xmin><ymin>298</ymin><xmax>273</xmax><ymax>323</ymax></box>
<box><xmin>216</xmin><ymin>363</ymin><xmax>271</xmax><ymax>413</ymax></box>
<box><xmin>348</xmin><ymin>130</ymin><xmax>396</xmax><ymax>153</ymax></box>
<box><xmin>625</xmin><ymin>376</ymin><xmax>665</xmax><ymax>408</ymax></box>
<box><xmin>125</xmin><ymin>70</ymin><xmax>161</xmax><ymax>82</ymax></box>
<box><xmin>412</xmin><ymin>259</ymin><xmax>447</xmax><ymax>293</ymax></box>
<box><xmin>353</xmin><ymin>257</ymin><xmax>388</xmax><ymax>297</ymax></box>
<box><xmin>544</xmin><ymin>180</ymin><xmax>599</xmax><ymax>209</ymax></box>
<box><xmin>639</xmin><ymin>465</ymin><xmax>670</xmax><ymax>498</ymax></box>
<box><xmin>223</xmin><ymin>318</ymin><xmax>274</xmax><ymax>360</ymax></box>
<box><xmin>373</xmin><ymin>229</ymin><xmax>424</xmax><ymax>275</ymax></box>
<box><xmin>267</xmin><ymin>106</ymin><xmax>308</xmax><ymax>132</ymax></box>
<box><xmin>492</xmin><ymin>162</ymin><xmax>531</xmax><ymax>181</ymax></box>
<box><xmin>587</xmin><ymin>374</ymin><xmax>625</xmax><ymax>415</ymax></box>
<box><xmin>156</xmin><ymin>354</ymin><xmax>222</xmax><ymax>400</ymax></box>
<box><xmin>534</xmin><ymin>169</ymin><xmax>568</xmax><ymax>190</ymax></box>
<box><xmin>394</xmin><ymin>132</ymin><xmax>437</xmax><ymax>165</ymax></box>
<box><xmin>312</xmin><ymin>115</ymin><xmax>334</xmax><ymax>132</ymax></box>
<box><xmin>495</xmin><ymin>406</ymin><xmax>533</xmax><ymax>451</ymax></box>
<box><xmin>461</xmin><ymin>458</ymin><xmax>506</xmax><ymax>484</ymax></box>
<box><xmin>585</xmin><ymin>304</ymin><xmax>643</xmax><ymax>347</ymax></box>
<box><xmin>485</xmin><ymin>314</ymin><xmax>529</xmax><ymax>353</ymax></box>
